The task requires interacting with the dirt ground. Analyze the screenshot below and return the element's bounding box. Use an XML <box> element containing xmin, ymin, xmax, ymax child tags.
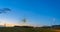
<box><xmin>53</xmin><ymin>29</ymin><xmax>60</xmax><ymax>32</ymax></box>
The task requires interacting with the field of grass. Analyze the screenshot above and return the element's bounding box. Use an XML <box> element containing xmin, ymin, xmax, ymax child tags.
<box><xmin>0</xmin><ymin>27</ymin><xmax>55</xmax><ymax>32</ymax></box>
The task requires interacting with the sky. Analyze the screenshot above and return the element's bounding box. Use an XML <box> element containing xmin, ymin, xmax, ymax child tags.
<box><xmin>0</xmin><ymin>0</ymin><xmax>60</xmax><ymax>26</ymax></box>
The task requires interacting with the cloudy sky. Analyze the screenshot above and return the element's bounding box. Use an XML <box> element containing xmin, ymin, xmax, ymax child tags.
<box><xmin>0</xmin><ymin>0</ymin><xmax>60</xmax><ymax>26</ymax></box>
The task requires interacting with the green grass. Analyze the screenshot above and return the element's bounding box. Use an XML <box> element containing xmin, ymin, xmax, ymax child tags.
<box><xmin>0</xmin><ymin>27</ymin><xmax>54</xmax><ymax>32</ymax></box>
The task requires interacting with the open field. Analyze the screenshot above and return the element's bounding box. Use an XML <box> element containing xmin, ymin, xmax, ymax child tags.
<box><xmin>0</xmin><ymin>25</ymin><xmax>60</xmax><ymax>32</ymax></box>
<box><xmin>0</xmin><ymin>27</ymin><xmax>55</xmax><ymax>32</ymax></box>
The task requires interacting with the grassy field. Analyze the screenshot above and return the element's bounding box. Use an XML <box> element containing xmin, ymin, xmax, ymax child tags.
<box><xmin>0</xmin><ymin>27</ymin><xmax>55</xmax><ymax>32</ymax></box>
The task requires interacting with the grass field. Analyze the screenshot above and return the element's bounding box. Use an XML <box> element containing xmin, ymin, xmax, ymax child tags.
<box><xmin>0</xmin><ymin>27</ymin><xmax>55</xmax><ymax>32</ymax></box>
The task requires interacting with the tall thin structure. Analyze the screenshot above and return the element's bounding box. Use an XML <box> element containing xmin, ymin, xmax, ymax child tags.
<box><xmin>51</xmin><ymin>18</ymin><xmax>56</xmax><ymax>29</ymax></box>
<box><xmin>22</xmin><ymin>17</ymin><xmax>27</xmax><ymax>26</ymax></box>
<box><xmin>4</xmin><ymin>23</ymin><xmax>6</xmax><ymax>27</ymax></box>
<box><xmin>0</xmin><ymin>8</ymin><xmax>11</xmax><ymax>27</ymax></box>
<box><xmin>22</xmin><ymin>18</ymin><xmax>27</xmax><ymax>23</ymax></box>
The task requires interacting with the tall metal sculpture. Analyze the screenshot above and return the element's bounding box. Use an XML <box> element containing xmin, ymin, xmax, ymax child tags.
<box><xmin>22</xmin><ymin>18</ymin><xmax>27</xmax><ymax>23</ymax></box>
<box><xmin>22</xmin><ymin>17</ymin><xmax>27</xmax><ymax>26</ymax></box>
<box><xmin>0</xmin><ymin>8</ymin><xmax>11</xmax><ymax>27</ymax></box>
